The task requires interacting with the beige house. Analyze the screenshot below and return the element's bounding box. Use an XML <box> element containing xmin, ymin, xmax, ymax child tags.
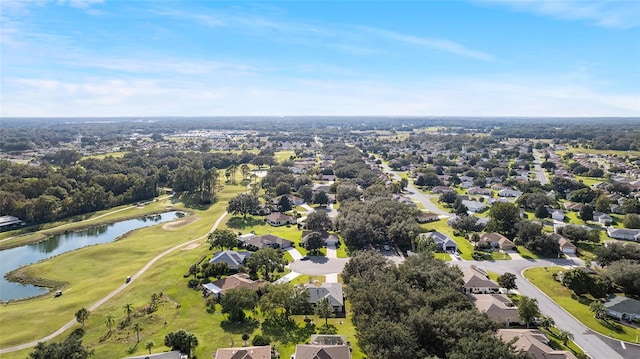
<box><xmin>461</xmin><ymin>266</ymin><xmax>500</xmax><ymax>294</ymax></box>
<box><xmin>468</xmin><ymin>293</ymin><xmax>520</xmax><ymax>326</ymax></box>
<box><xmin>475</xmin><ymin>233</ymin><xmax>515</xmax><ymax>250</ymax></box>
<box><xmin>497</xmin><ymin>329</ymin><xmax>577</xmax><ymax>359</ymax></box>
<box><xmin>549</xmin><ymin>233</ymin><xmax>577</xmax><ymax>254</ymax></box>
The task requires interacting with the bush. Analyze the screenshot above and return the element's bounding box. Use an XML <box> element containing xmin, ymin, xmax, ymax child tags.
<box><xmin>252</xmin><ymin>334</ymin><xmax>271</xmax><ymax>346</ymax></box>
<box><xmin>472</xmin><ymin>251</ymin><xmax>485</xmax><ymax>261</ymax></box>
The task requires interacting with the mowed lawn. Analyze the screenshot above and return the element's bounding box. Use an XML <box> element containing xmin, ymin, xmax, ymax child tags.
<box><xmin>0</xmin><ymin>183</ymin><xmax>366</xmax><ymax>359</ymax></box>
<box><xmin>524</xmin><ymin>267</ymin><xmax>640</xmax><ymax>343</ymax></box>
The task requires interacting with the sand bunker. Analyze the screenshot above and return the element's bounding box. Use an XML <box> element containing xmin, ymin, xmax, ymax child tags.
<box><xmin>181</xmin><ymin>243</ymin><xmax>201</xmax><ymax>250</ymax></box>
<box><xmin>162</xmin><ymin>215</ymin><xmax>200</xmax><ymax>230</ymax></box>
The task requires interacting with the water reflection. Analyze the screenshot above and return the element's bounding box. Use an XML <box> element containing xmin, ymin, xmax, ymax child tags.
<box><xmin>0</xmin><ymin>211</ymin><xmax>182</xmax><ymax>301</ymax></box>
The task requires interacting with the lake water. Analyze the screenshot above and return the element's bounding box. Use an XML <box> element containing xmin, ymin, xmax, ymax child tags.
<box><xmin>0</xmin><ymin>211</ymin><xmax>182</xmax><ymax>302</ymax></box>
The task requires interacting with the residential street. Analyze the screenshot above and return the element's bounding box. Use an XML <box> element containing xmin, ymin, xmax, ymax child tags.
<box><xmin>532</xmin><ymin>149</ymin><xmax>549</xmax><ymax>185</ymax></box>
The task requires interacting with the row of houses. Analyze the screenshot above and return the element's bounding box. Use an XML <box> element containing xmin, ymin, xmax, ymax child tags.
<box><xmin>212</xmin><ymin>334</ymin><xmax>351</xmax><ymax>359</ymax></box>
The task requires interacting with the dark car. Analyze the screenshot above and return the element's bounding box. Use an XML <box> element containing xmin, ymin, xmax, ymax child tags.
<box><xmin>300</xmin><ymin>256</ymin><xmax>310</xmax><ymax>261</ymax></box>
<box><xmin>125</xmin><ymin>276</ymin><xmax>131</xmax><ymax>283</ymax></box>
<box><xmin>54</xmin><ymin>290</ymin><xmax>62</xmax><ymax>298</ymax></box>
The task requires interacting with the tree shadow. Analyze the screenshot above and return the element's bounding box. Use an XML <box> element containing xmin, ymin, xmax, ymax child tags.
<box><xmin>220</xmin><ymin>317</ymin><xmax>260</xmax><ymax>334</ymax></box>
<box><xmin>179</xmin><ymin>194</ymin><xmax>216</xmax><ymax>210</ymax></box>
<box><xmin>597</xmin><ymin>318</ymin><xmax>624</xmax><ymax>333</ymax></box>
<box><xmin>262</xmin><ymin>314</ymin><xmax>316</xmax><ymax>344</ymax></box>
<box><xmin>227</xmin><ymin>217</ymin><xmax>266</xmax><ymax>229</ymax></box>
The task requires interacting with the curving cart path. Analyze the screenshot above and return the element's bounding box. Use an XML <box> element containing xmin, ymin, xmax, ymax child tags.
<box><xmin>0</xmin><ymin>211</ymin><xmax>228</xmax><ymax>354</ymax></box>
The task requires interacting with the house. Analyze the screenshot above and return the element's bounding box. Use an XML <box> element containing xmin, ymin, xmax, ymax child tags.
<box><xmin>497</xmin><ymin>329</ymin><xmax>577</xmax><ymax>359</ymax></box>
<box><xmin>416</xmin><ymin>212</ymin><xmax>439</xmax><ymax>223</ymax></box>
<box><xmin>272</xmin><ymin>194</ymin><xmax>305</xmax><ymax>206</ymax></box>
<box><xmin>420</xmin><ymin>232</ymin><xmax>458</xmax><ymax>253</ymax></box>
<box><xmin>293</xmin><ymin>335</ymin><xmax>350</xmax><ymax>359</ymax></box>
<box><xmin>604</xmin><ymin>296</ymin><xmax>640</xmax><ymax>322</ymax></box>
<box><xmin>548</xmin><ymin>233</ymin><xmax>576</xmax><ymax>254</ymax></box>
<box><xmin>498</xmin><ymin>188</ymin><xmax>523</xmax><ymax>198</ymax></box>
<box><xmin>468</xmin><ymin>187</ymin><xmax>492</xmax><ymax>196</ymax></box>
<box><xmin>305</xmin><ymin>282</ymin><xmax>344</xmax><ymax>313</ymax></box>
<box><xmin>476</xmin><ymin>233</ymin><xmax>515</xmax><ymax>250</ymax></box>
<box><xmin>301</xmin><ymin>230</ymin><xmax>340</xmax><ymax>247</ymax></box>
<box><xmin>593</xmin><ymin>212</ymin><xmax>613</xmax><ymax>224</ymax></box>
<box><xmin>214</xmin><ymin>345</ymin><xmax>271</xmax><ymax>359</ymax></box>
<box><xmin>461</xmin><ymin>200</ymin><xmax>487</xmax><ymax>213</ymax></box>
<box><xmin>460</xmin><ymin>266</ymin><xmax>500</xmax><ymax>294</ymax></box>
<box><xmin>209</xmin><ymin>250</ymin><xmax>251</xmax><ymax>270</ymax></box>
<box><xmin>240</xmin><ymin>233</ymin><xmax>293</xmax><ymax>249</ymax></box>
<box><xmin>0</xmin><ymin>215</ymin><xmax>22</xmax><ymax>230</ymax></box>
<box><xmin>202</xmin><ymin>273</ymin><xmax>266</xmax><ymax>299</ymax></box>
<box><xmin>550</xmin><ymin>209</ymin><xmax>565</xmax><ymax>221</ymax></box>
<box><xmin>563</xmin><ymin>201</ymin><xmax>584</xmax><ymax>212</ymax></box>
<box><xmin>607</xmin><ymin>227</ymin><xmax>640</xmax><ymax>241</ymax></box>
<box><xmin>432</xmin><ymin>186</ymin><xmax>455</xmax><ymax>194</ymax></box>
<box><xmin>468</xmin><ymin>293</ymin><xmax>520</xmax><ymax>326</ymax></box>
<box><xmin>265</xmin><ymin>213</ymin><xmax>296</xmax><ymax>227</ymax></box>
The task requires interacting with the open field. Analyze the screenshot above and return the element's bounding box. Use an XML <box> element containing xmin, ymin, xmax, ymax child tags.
<box><xmin>524</xmin><ymin>267</ymin><xmax>640</xmax><ymax>343</ymax></box>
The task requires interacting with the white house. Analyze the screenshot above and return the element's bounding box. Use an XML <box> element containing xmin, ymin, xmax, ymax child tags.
<box><xmin>550</xmin><ymin>209</ymin><xmax>565</xmax><ymax>221</ymax></box>
<box><xmin>462</xmin><ymin>200</ymin><xmax>487</xmax><ymax>213</ymax></box>
<box><xmin>421</xmin><ymin>232</ymin><xmax>458</xmax><ymax>253</ymax></box>
<box><xmin>607</xmin><ymin>228</ymin><xmax>640</xmax><ymax>241</ymax></box>
<box><xmin>498</xmin><ymin>189</ymin><xmax>523</xmax><ymax>198</ymax></box>
<box><xmin>593</xmin><ymin>212</ymin><xmax>613</xmax><ymax>224</ymax></box>
<box><xmin>604</xmin><ymin>296</ymin><xmax>640</xmax><ymax>322</ymax></box>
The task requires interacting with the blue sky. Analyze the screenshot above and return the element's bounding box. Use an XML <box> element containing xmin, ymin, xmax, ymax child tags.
<box><xmin>1</xmin><ymin>0</ymin><xmax>639</xmax><ymax>117</ymax></box>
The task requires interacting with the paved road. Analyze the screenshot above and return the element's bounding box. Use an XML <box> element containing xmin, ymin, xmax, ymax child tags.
<box><xmin>456</xmin><ymin>259</ymin><xmax>640</xmax><ymax>359</ymax></box>
<box><xmin>377</xmin><ymin>160</ymin><xmax>449</xmax><ymax>216</ymax></box>
<box><xmin>532</xmin><ymin>150</ymin><xmax>549</xmax><ymax>185</ymax></box>
<box><xmin>0</xmin><ymin>211</ymin><xmax>228</xmax><ymax>354</ymax></box>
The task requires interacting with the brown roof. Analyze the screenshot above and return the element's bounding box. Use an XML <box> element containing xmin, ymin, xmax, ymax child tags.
<box><xmin>293</xmin><ymin>344</ymin><xmax>351</xmax><ymax>359</ymax></box>
<box><xmin>214</xmin><ymin>346</ymin><xmax>271</xmax><ymax>359</ymax></box>
<box><xmin>479</xmin><ymin>233</ymin><xmax>514</xmax><ymax>248</ymax></box>
<box><xmin>468</xmin><ymin>294</ymin><xmax>519</xmax><ymax>323</ymax></box>
<box><xmin>549</xmin><ymin>233</ymin><xmax>576</xmax><ymax>249</ymax></box>
<box><xmin>497</xmin><ymin>329</ymin><xmax>577</xmax><ymax>359</ymax></box>
<box><xmin>461</xmin><ymin>266</ymin><xmax>500</xmax><ymax>290</ymax></box>
<box><xmin>211</xmin><ymin>273</ymin><xmax>265</xmax><ymax>295</ymax></box>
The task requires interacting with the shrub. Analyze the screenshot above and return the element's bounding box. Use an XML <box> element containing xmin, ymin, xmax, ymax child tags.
<box><xmin>252</xmin><ymin>334</ymin><xmax>271</xmax><ymax>346</ymax></box>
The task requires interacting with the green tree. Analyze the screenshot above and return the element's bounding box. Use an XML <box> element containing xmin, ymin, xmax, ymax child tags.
<box><xmin>123</xmin><ymin>303</ymin><xmax>133</xmax><ymax>320</ymax></box>
<box><xmin>227</xmin><ymin>193</ymin><xmax>260</xmax><ymax>218</ymax></box>
<box><xmin>486</xmin><ymin>202</ymin><xmax>521</xmax><ymax>236</ymax></box>
<box><xmin>207</xmin><ymin>228</ymin><xmax>238</xmax><ymax>250</ymax></box>
<box><xmin>242</xmin><ymin>333</ymin><xmax>250</xmax><ymax>346</ymax></box>
<box><xmin>145</xmin><ymin>340</ymin><xmax>155</xmax><ymax>354</ymax></box>
<box><xmin>164</xmin><ymin>329</ymin><xmax>198</xmax><ymax>357</ymax></box>
<box><xmin>275</xmin><ymin>182</ymin><xmax>292</xmax><ymax>196</ymax></box>
<box><xmin>313</xmin><ymin>190</ymin><xmax>329</xmax><ymax>206</ymax></box>
<box><xmin>538</xmin><ymin>315</ymin><xmax>555</xmax><ymax>330</ymax></box>
<box><xmin>75</xmin><ymin>308</ymin><xmax>89</xmax><ymax>328</ymax></box>
<box><xmin>557</xmin><ymin>329</ymin><xmax>574</xmax><ymax>346</ymax></box>
<box><xmin>260</xmin><ymin>283</ymin><xmax>310</xmax><ymax>320</ymax></box>
<box><xmin>561</xmin><ymin>268</ymin><xmax>593</xmax><ymax>296</ymax></box>
<box><xmin>623</xmin><ymin>213</ymin><xmax>640</xmax><ymax>229</ymax></box>
<box><xmin>589</xmin><ymin>301</ymin><xmax>607</xmax><ymax>320</ymax></box>
<box><xmin>105</xmin><ymin>313</ymin><xmax>115</xmax><ymax>333</ymax></box>
<box><xmin>221</xmin><ymin>287</ymin><xmax>258</xmax><ymax>323</ymax></box>
<box><xmin>605</xmin><ymin>260</ymin><xmax>640</xmax><ymax>297</ymax></box>
<box><xmin>245</xmin><ymin>248</ymin><xmax>286</xmax><ymax>280</ymax></box>
<box><xmin>579</xmin><ymin>204</ymin><xmax>594</xmax><ymax>222</ymax></box>
<box><xmin>534</xmin><ymin>205</ymin><xmax>549</xmax><ymax>220</ymax></box>
<box><xmin>518</xmin><ymin>296</ymin><xmax>540</xmax><ymax>328</ymax></box>
<box><xmin>497</xmin><ymin>273</ymin><xmax>518</xmax><ymax>292</ymax></box>
<box><xmin>305</xmin><ymin>232</ymin><xmax>325</xmax><ymax>254</ymax></box>
<box><xmin>595</xmin><ymin>195</ymin><xmax>612</xmax><ymax>213</ymax></box>
<box><xmin>133</xmin><ymin>322</ymin><xmax>142</xmax><ymax>343</ymax></box>
<box><xmin>315</xmin><ymin>297</ymin><xmax>335</xmax><ymax>326</ymax></box>
<box><xmin>29</xmin><ymin>337</ymin><xmax>92</xmax><ymax>359</ymax></box>
<box><xmin>277</xmin><ymin>195</ymin><xmax>292</xmax><ymax>212</ymax></box>
<box><xmin>305</xmin><ymin>211</ymin><xmax>333</xmax><ymax>231</ymax></box>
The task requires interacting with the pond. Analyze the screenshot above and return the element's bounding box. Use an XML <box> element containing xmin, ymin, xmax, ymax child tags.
<box><xmin>0</xmin><ymin>211</ymin><xmax>182</xmax><ymax>302</ymax></box>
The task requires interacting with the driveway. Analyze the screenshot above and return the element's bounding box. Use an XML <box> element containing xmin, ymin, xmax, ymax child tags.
<box><xmin>285</xmin><ymin>245</ymin><xmax>303</xmax><ymax>261</ymax></box>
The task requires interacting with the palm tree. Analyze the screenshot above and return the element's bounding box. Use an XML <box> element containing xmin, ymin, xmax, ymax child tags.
<box><xmin>557</xmin><ymin>329</ymin><xmax>574</xmax><ymax>346</ymax></box>
<box><xmin>75</xmin><ymin>308</ymin><xmax>90</xmax><ymax>328</ymax></box>
<box><xmin>145</xmin><ymin>340</ymin><xmax>155</xmax><ymax>354</ymax></box>
<box><xmin>133</xmin><ymin>322</ymin><xmax>142</xmax><ymax>343</ymax></box>
<box><xmin>123</xmin><ymin>303</ymin><xmax>133</xmax><ymax>320</ymax></box>
<box><xmin>589</xmin><ymin>301</ymin><xmax>607</xmax><ymax>320</ymax></box>
<box><xmin>539</xmin><ymin>315</ymin><xmax>555</xmax><ymax>330</ymax></box>
<box><xmin>105</xmin><ymin>313</ymin><xmax>115</xmax><ymax>332</ymax></box>
<box><xmin>240</xmin><ymin>164</ymin><xmax>250</xmax><ymax>182</ymax></box>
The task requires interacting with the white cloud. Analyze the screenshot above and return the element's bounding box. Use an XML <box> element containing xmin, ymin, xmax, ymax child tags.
<box><xmin>3</xmin><ymin>72</ymin><xmax>638</xmax><ymax>117</ymax></box>
<box><xmin>479</xmin><ymin>0</ymin><xmax>640</xmax><ymax>29</ymax></box>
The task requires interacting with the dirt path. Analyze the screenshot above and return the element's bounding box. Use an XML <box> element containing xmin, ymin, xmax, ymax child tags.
<box><xmin>0</xmin><ymin>195</ymin><xmax>173</xmax><ymax>244</ymax></box>
<box><xmin>0</xmin><ymin>211</ymin><xmax>228</xmax><ymax>354</ymax></box>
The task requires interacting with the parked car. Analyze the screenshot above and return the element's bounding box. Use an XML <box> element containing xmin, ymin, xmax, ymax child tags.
<box><xmin>300</xmin><ymin>256</ymin><xmax>310</xmax><ymax>261</ymax></box>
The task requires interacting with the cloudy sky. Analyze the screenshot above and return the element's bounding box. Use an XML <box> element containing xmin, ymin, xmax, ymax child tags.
<box><xmin>1</xmin><ymin>0</ymin><xmax>639</xmax><ymax>117</ymax></box>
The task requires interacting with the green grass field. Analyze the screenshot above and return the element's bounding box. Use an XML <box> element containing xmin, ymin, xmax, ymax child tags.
<box><xmin>524</xmin><ymin>267</ymin><xmax>640</xmax><ymax>343</ymax></box>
